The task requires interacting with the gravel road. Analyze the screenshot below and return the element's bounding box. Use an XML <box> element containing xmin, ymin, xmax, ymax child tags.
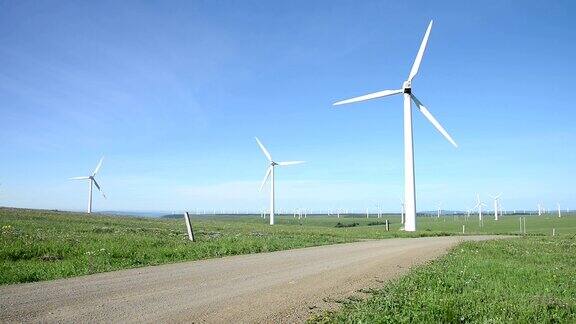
<box><xmin>0</xmin><ymin>235</ymin><xmax>500</xmax><ymax>323</ymax></box>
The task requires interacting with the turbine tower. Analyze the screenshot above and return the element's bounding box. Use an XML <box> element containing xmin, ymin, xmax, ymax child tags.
<box><xmin>332</xmin><ymin>20</ymin><xmax>457</xmax><ymax>231</ymax></box>
<box><xmin>69</xmin><ymin>157</ymin><xmax>106</xmax><ymax>213</ymax></box>
<box><xmin>255</xmin><ymin>137</ymin><xmax>304</xmax><ymax>225</ymax></box>
<box><xmin>489</xmin><ymin>194</ymin><xmax>501</xmax><ymax>220</ymax></box>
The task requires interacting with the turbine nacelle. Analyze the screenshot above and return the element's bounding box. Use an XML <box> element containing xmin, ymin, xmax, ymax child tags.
<box><xmin>402</xmin><ymin>81</ymin><xmax>412</xmax><ymax>93</ymax></box>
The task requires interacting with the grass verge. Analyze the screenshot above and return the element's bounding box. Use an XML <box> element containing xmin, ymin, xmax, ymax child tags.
<box><xmin>311</xmin><ymin>236</ymin><xmax>576</xmax><ymax>323</ymax></box>
<box><xmin>0</xmin><ymin>208</ymin><xmax>454</xmax><ymax>285</ymax></box>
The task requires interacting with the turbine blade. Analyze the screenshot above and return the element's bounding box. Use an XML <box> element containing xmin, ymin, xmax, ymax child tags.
<box><xmin>408</xmin><ymin>20</ymin><xmax>433</xmax><ymax>81</ymax></box>
<box><xmin>69</xmin><ymin>176</ymin><xmax>90</xmax><ymax>180</ymax></box>
<box><xmin>92</xmin><ymin>179</ymin><xmax>107</xmax><ymax>199</ymax></box>
<box><xmin>255</xmin><ymin>137</ymin><xmax>272</xmax><ymax>161</ymax></box>
<box><xmin>93</xmin><ymin>157</ymin><xmax>104</xmax><ymax>176</ymax></box>
<box><xmin>410</xmin><ymin>94</ymin><xmax>458</xmax><ymax>148</ymax></box>
<box><xmin>277</xmin><ymin>161</ymin><xmax>305</xmax><ymax>166</ymax></box>
<box><xmin>333</xmin><ymin>89</ymin><xmax>403</xmax><ymax>106</ymax></box>
<box><xmin>259</xmin><ymin>167</ymin><xmax>272</xmax><ymax>192</ymax></box>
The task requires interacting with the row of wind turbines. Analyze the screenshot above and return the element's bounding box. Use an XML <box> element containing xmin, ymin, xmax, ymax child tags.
<box><xmin>66</xmin><ymin>20</ymin><xmax>567</xmax><ymax>232</ymax></box>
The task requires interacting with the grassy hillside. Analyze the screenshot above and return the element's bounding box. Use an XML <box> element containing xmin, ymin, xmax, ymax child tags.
<box><xmin>312</xmin><ymin>235</ymin><xmax>576</xmax><ymax>323</ymax></box>
<box><xmin>1</xmin><ymin>207</ymin><xmax>575</xmax><ymax>285</ymax></box>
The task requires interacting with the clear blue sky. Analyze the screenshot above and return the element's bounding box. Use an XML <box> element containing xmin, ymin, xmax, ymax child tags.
<box><xmin>0</xmin><ymin>1</ymin><xmax>574</xmax><ymax>213</ymax></box>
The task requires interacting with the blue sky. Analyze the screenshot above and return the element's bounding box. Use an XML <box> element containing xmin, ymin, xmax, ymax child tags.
<box><xmin>0</xmin><ymin>1</ymin><xmax>574</xmax><ymax>213</ymax></box>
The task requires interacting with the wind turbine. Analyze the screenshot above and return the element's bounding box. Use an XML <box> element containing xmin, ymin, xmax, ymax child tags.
<box><xmin>332</xmin><ymin>20</ymin><xmax>457</xmax><ymax>232</ymax></box>
<box><xmin>489</xmin><ymin>194</ymin><xmax>501</xmax><ymax>220</ymax></box>
<box><xmin>69</xmin><ymin>157</ymin><xmax>106</xmax><ymax>213</ymax></box>
<box><xmin>400</xmin><ymin>199</ymin><xmax>405</xmax><ymax>224</ymax></box>
<box><xmin>437</xmin><ymin>202</ymin><xmax>442</xmax><ymax>218</ymax></box>
<box><xmin>557</xmin><ymin>203</ymin><xmax>562</xmax><ymax>218</ymax></box>
<box><xmin>473</xmin><ymin>194</ymin><xmax>486</xmax><ymax>222</ymax></box>
<box><xmin>537</xmin><ymin>203</ymin><xmax>542</xmax><ymax>216</ymax></box>
<box><xmin>255</xmin><ymin>137</ymin><xmax>304</xmax><ymax>225</ymax></box>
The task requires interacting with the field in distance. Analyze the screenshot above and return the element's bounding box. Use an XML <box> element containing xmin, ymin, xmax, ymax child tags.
<box><xmin>1</xmin><ymin>207</ymin><xmax>575</xmax><ymax>285</ymax></box>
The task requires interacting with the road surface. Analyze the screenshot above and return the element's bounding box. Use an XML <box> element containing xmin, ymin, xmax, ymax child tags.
<box><xmin>0</xmin><ymin>235</ymin><xmax>500</xmax><ymax>323</ymax></box>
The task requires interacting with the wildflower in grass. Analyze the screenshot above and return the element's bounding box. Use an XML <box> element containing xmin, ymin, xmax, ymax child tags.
<box><xmin>2</xmin><ymin>224</ymin><xmax>14</xmax><ymax>235</ymax></box>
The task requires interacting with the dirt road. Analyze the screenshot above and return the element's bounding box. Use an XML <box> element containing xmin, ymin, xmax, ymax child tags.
<box><xmin>0</xmin><ymin>236</ymin><xmax>499</xmax><ymax>323</ymax></box>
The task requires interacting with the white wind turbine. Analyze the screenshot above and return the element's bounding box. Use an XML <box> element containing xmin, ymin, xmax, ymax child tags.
<box><xmin>255</xmin><ymin>137</ymin><xmax>304</xmax><ymax>225</ymax></box>
<box><xmin>333</xmin><ymin>20</ymin><xmax>457</xmax><ymax>232</ymax></box>
<box><xmin>69</xmin><ymin>157</ymin><xmax>106</xmax><ymax>214</ymax></box>
<box><xmin>537</xmin><ymin>203</ymin><xmax>542</xmax><ymax>216</ymax></box>
<box><xmin>400</xmin><ymin>199</ymin><xmax>405</xmax><ymax>225</ymax></box>
<box><xmin>489</xmin><ymin>194</ymin><xmax>501</xmax><ymax>220</ymax></box>
<box><xmin>557</xmin><ymin>203</ymin><xmax>562</xmax><ymax>218</ymax></box>
<box><xmin>473</xmin><ymin>194</ymin><xmax>486</xmax><ymax>221</ymax></box>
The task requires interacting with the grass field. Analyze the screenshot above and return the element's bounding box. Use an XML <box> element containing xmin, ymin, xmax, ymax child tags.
<box><xmin>1</xmin><ymin>207</ymin><xmax>575</xmax><ymax>285</ymax></box>
<box><xmin>311</xmin><ymin>235</ymin><xmax>576</xmax><ymax>323</ymax></box>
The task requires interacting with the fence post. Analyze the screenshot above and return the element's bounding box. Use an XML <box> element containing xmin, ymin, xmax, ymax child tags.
<box><xmin>523</xmin><ymin>217</ymin><xmax>527</xmax><ymax>234</ymax></box>
<box><xmin>385</xmin><ymin>219</ymin><xmax>389</xmax><ymax>231</ymax></box>
<box><xmin>184</xmin><ymin>212</ymin><xmax>195</xmax><ymax>242</ymax></box>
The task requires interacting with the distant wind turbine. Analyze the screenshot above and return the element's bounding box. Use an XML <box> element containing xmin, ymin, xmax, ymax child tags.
<box><xmin>473</xmin><ymin>194</ymin><xmax>486</xmax><ymax>221</ymax></box>
<box><xmin>400</xmin><ymin>199</ymin><xmax>405</xmax><ymax>224</ymax></box>
<box><xmin>255</xmin><ymin>137</ymin><xmax>304</xmax><ymax>225</ymax></box>
<box><xmin>489</xmin><ymin>194</ymin><xmax>501</xmax><ymax>220</ymax></box>
<box><xmin>69</xmin><ymin>157</ymin><xmax>106</xmax><ymax>214</ymax></box>
<box><xmin>332</xmin><ymin>20</ymin><xmax>457</xmax><ymax>232</ymax></box>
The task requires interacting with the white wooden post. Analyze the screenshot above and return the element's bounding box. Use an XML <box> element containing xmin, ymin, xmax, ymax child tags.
<box><xmin>523</xmin><ymin>217</ymin><xmax>526</xmax><ymax>234</ymax></box>
<box><xmin>184</xmin><ymin>212</ymin><xmax>195</xmax><ymax>241</ymax></box>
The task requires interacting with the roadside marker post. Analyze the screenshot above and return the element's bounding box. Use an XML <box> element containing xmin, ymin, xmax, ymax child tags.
<box><xmin>523</xmin><ymin>217</ymin><xmax>527</xmax><ymax>235</ymax></box>
<box><xmin>184</xmin><ymin>212</ymin><xmax>195</xmax><ymax>242</ymax></box>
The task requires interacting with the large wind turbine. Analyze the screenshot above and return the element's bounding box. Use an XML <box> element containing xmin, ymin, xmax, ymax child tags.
<box><xmin>332</xmin><ymin>20</ymin><xmax>457</xmax><ymax>232</ymax></box>
<box><xmin>255</xmin><ymin>137</ymin><xmax>304</xmax><ymax>225</ymax></box>
<box><xmin>69</xmin><ymin>157</ymin><xmax>106</xmax><ymax>213</ymax></box>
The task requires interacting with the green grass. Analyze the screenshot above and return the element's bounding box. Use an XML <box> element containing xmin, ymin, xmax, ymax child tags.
<box><xmin>311</xmin><ymin>235</ymin><xmax>576</xmax><ymax>323</ymax></box>
<box><xmin>1</xmin><ymin>207</ymin><xmax>575</xmax><ymax>286</ymax></box>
